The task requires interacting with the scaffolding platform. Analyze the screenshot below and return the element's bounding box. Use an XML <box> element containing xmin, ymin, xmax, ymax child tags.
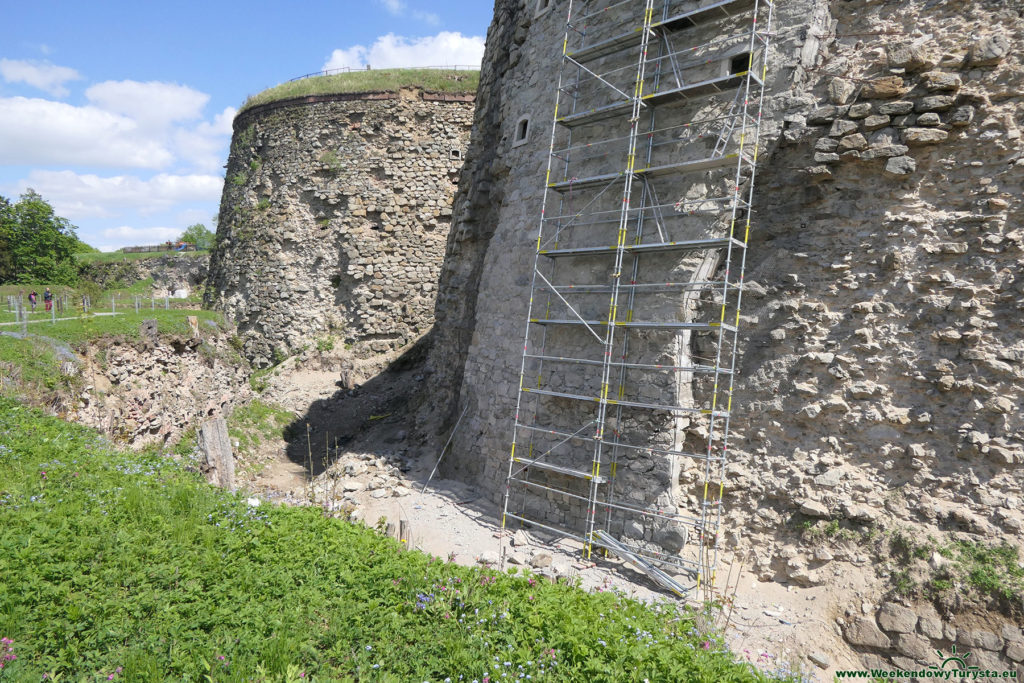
<box><xmin>567</xmin><ymin>0</ymin><xmax>760</xmax><ymax>64</ymax></box>
<box><xmin>548</xmin><ymin>152</ymin><xmax>743</xmax><ymax>192</ymax></box>
<box><xmin>501</xmin><ymin>0</ymin><xmax>774</xmax><ymax>598</ymax></box>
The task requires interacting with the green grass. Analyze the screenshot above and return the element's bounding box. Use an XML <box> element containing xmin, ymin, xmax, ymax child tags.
<box><xmin>0</xmin><ymin>336</ymin><xmax>72</xmax><ymax>399</ymax></box>
<box><xmin>0</xmin><ymin>398</ymin><xmax>789</xmax><ymax>682</ymax></box>
<box><xmin>240</xmin><ymin>69</ymin><xmax>479</xmax><ymax>113</ymax></box>
<box><xmin>228</xmin><ymin>399</ymin><xmax>296</xmax><ymax>461</ymax></box>
<box><xmin>1</xmin><ymin>309</ymin><xmax>223</xmax><ymax>347</ymax></box>
<box><xmin>74</xmin><ymin>249</ymin><xmax>210</xmax><ymax>266</ymax></box>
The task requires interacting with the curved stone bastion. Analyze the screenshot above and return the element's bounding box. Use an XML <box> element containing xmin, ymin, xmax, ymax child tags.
<box><xmin>206</xmin><ymin>87</ymin><xmax>475</xmax><ymax>366</ymax></box>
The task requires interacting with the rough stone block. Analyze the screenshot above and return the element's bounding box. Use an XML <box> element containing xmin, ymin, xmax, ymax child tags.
<box><xmin>918</xmin><ymin>616</ymin><xmax>944</xmax><ymax>640</ymax></box>
<box><xmin>949</xmin><ymin>105</ymin><xmax>975</xmax><ymax>127</ymax></box>
<box><xmin>861</xmin><ymin>143</ymin><xmax>909</xmax><ymax>160</ymax></box>
<box><xmin>894</xmin><ymin>633</ymin><xmax>932</xmax><ymax>660</ymax></box>
<box><xmin>829</xmin><ymin>119</ymin><xmax>859</xmax><ymax>137</ymax></box>
<box><xmin>847</xmin><ymin>103</ymin><xmax>873</xmax><ymax>119</ymax></box>
<box><xmin>959</xmin><ymin>629</ymin><xmax>1003</xmax><ymax>652</ymax></box>
<box><xmin>845</xmin><ymin>617</ymin><xmax>892</xmax><ymax>648</ymax></box>
<box><xmin>916</xmin><ymin>112</ymin><xmax>942</xmax><ymax>126</ymax></box>
<box><xmin>884</xmin><ymin>156</ymin><xmax>917</xmax><ymax>176</ymax></box>
<box><xmin>903</xmin><ymin>128</ymin><xmax>948</xmax><ymax>145</ymax></box>
<box><xmin>878</xmin><ymin>101</ymin><xmax>914</xmax><ymax>116</ymax></box>
<box><xmin>806</xmin><ymin>106</ymin><xmax>837</xmax><ymax>125</ymax></box>
<box><xmin>887</xmin><ymin>41</ymin><xmax>937</xmax><ymax>72</ymax></box>
<box><xmin>878</xmin><ymin>604</ymin><xmax>918</xmax><ymax>633</ymax></box>
<box><xmin>800</xmin><ymin>499</ymin><xmax>830</xmax><ymax>517</ymax></box>
<box><xmin>915</xmin><ymin>96</ymin><xmax>956</xmax><ymax>113</ymax></box>
<box><xmin>922</xmin><ymin>71</ymin><xmax>962</xmax><ymax>92</ymax></box>
<box><xmin>861</xmin><ymin>76</ymin><xmax>906</xmax><ymax>99</ymax></box>
<box><xmin>1007</xmin><ymin>641</ymin><xmax>1024</xmax><ymax>663</ymax></box>
<box><xmin>815</xmin><ymin>137</ymin><xmax>839</xmax><ymax>152</ymax></box>
<box><xmin>863</xmin><ymin>115</ymin><xmax>890</xmax><ymax>131</ymax></box>
<box><xmin>968</xmin><ymin>34</ymin><xmax>1009</xmax><ymax>66</ymax></box>
<box><xmin>837</xmin><ymin>133</ymin><xmax>868</xmax><ymax>152</ymax></box>
<box><xmin>198</xmin><ymin>417</ymin><xmax>235</xmax><ymax>489</ymax></box>
<box><xmin>829</xmin><ymin>77</ymin><xmax>856</xmax><ymax>105</ymax></box>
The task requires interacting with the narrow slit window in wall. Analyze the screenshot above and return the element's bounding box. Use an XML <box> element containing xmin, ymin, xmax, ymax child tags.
<box><xmin>513</xmin><ymin>116</ymin><xmax>531</xmax><ymax>148</ymax></box>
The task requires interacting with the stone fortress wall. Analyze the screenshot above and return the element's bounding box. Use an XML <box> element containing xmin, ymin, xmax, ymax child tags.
<box><xmin>206</xmin><ymin>90</ymin><xmax>475</xmax><ymax>367</ymax></box>
<box><xmin>423</xmin><ymin>0</ymin><xmax>1024</xmax><ymax>673</ymax></box>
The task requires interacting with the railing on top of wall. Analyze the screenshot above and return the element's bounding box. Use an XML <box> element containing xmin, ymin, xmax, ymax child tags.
<box><xmin>287</xmin><ymin>65</ymin><xmax>480</xmax><ymax>83</ymax></box>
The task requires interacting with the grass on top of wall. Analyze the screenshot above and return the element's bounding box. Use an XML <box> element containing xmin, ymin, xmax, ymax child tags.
<box><xmin>0</xmin><ymin>309</ymin><xmax>224</xmax><ymax>346</ymax></box>
<box><xmin>74</xmin><ymin>249</ymin><xmax>210</xmax><ymax>266</ymax></box>
<box><xmin>0</xmin><ymin>396</ymin><xmax>799</xmax><ymax>682</ymax></box>
<box><xmin>239</xmin><ymin>69</ymin><xmax>480</xmax><ymax>113</ymax></box>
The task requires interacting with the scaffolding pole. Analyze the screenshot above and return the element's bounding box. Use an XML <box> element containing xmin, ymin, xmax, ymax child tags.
<box><xmin>501</xmin><ymin>0</ymin><xmax>773</xmax><ymax>598</ymax></box>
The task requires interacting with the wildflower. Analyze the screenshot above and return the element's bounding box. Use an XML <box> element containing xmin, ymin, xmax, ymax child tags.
<box><xmin>702</xmin><ymin>640</ymin><xmax>711</xmax><ymax>650</ymax></box>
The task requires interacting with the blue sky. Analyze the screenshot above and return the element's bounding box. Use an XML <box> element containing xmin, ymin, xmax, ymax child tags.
<box><xmin>0</xmin><ymin>0</ymin><xmax>492</xmax><ymax>250</ymax></box>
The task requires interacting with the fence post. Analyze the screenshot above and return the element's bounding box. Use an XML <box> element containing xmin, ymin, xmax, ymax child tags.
<box><xmin>51</xmin><ymin>304</ymin><xmax>56</xmax><ymax>324</ymax></box>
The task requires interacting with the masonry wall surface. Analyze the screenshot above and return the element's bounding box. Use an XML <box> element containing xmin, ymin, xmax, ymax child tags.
<box><xmin>424</xmin><ymin>0</ymin><xmax>1024</xmax><ymax>673</ymax></box>
<box><xmin>206</xmin><ymin>90</ymin><xmax>474</xmax><ymax>366</ymax></box>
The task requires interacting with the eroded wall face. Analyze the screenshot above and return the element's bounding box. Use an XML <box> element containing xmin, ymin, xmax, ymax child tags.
<box><xmin>207</xmin><ymin>93</ymin><xmax>474</xmax><ymax>367</ymax></box>
<box><xmin>431</xmin><ymin>0</ymin><xmax>1024</xmax><ymax>671</ymax></box>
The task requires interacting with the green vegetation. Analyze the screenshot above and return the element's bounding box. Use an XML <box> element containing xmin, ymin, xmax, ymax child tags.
<box><xmin>0</xmin><ymin>398</ymin><xmax>787</xmax><ymax>681</ymax></box>
<box><xmin>0</xmin><ymin>191</ymin><xmax>91</xmax><ymax>286</ymax></box>
<box><xmin>228</xmin><ymin>399</ymin><xmax>295</xmax><ymax>461</ymax></box>
<box><xmin>179</xmin><ymin>223</ymin><xmax>216</xmax><ymax>251</ymax></box>
<box><xmin>1</xmin><ymin>309</ymin><xmax>223</xmax><ymax>347</ymax></box>
<box><xmin>0</xmin><ymin>336</ymin><xmax>77</xmax><ymax>402</ymax></box>
<box><xmin>74</xmin><ymin>249</ymin><xmax>210</xmax><ymax>266</ymax></box>
<box><xmin>884</xmin><ymin>528</ymin><xmax>1024</xmax><ymax>609</ymax></box>
<box><xmin>240</xmin><ymin>69</ymin><xmax>479</xmax><ymax>112</ymax></box>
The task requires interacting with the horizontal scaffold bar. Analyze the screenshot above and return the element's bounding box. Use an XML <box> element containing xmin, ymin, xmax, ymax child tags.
<box><xmin>521</xmin><ymin>386</ymin><xmax>731</xmax><ymax>417</ymax></box>
<box><xmin>556</xmin><ymin>72</ymin><xmax>756</xmax><ymax>129</ymax></box>
<box><xmin>567</xmin><ymin>0</ymin><xmax>759</xmax><ymax>63</ymax></box>
<box><xmin>524</xmin><ymin>353</ymin><xmax>730</xmax><ymax>374</ymax></box>
<box><xmin>515</xmin><ymin>422</ymin><xmax>727</xmax><ymax>463</ymax></box>
<box><xmin>528</xmin><ymin>318</ymin><xmax>736</xmax><ymax>332</ymax></box>
<box><xmin>539</xmin><ymin>236</ymin><xmax>743</xmax><ymax>258</ymax></box>
<box><xmin>512</xmin><ymin>457</ymin><xmax>607</xmax><ymax>483</ymax></box>
<box><xmin>548</xmin><ymin>152</ymin><xmax>745</xmax><ymax>193</ymax></box>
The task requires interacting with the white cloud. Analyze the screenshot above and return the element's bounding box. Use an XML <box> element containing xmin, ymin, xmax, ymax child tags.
<box><xmin>0</xmin><ymin>59</ymin><xmax>81</xmax><ymax>97</ymax></box>
<box><xmin>86</xmin><ymin>80</ymin><xmax>209</xmax><ymax>129</ymax></box>
<box><xmin>0</xmin><ymin>96</ymin><xmax>173</xmax><ymax>168</ymax></box>
<box><xmin>375</xmin><ymin>0</ymin><xmax>440</xmax><ymax>26</ymax></box>
<box><xmin>174</xmin><ymin>106</ymin><xmax>238</xmax><ymax>172</ymax></box>
<box><xmin>100</xmin><ymin>225</ymin><xmax>182</xmax><ymax>245</ymax></box>
<box><xmin>323</xmin><ymin>32</ymin><xmax>484</xmax><ymax>71</ymax></box>
<box><xmin>13</xmin><ymin>170</ymin><xmax>223</xmax><ymax>219</ymax></box>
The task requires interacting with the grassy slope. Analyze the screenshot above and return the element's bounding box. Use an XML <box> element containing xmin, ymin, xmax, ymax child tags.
<box><xmin>0</xmin><ymin>398</ymin><xmax>789</xmax><ymax>682</ymax></box>
<box><xmin>74</xmin><ymin>250</ymin><xmax>210</xmax><ymax>266</ymax></box>
<box><xmin>239</xmin><ymin>69</ymin><xmax>479</xmax><ymax>113</ymax></box>
<box><xmin>0</xmin><ymin>309</ymin><xmax>223</xmax><ymax>346</ymax></box>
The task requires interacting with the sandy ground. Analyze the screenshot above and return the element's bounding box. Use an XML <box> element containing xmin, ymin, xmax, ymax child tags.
<box><xmin>241</xmin><ymin>359</ymin><xmax>868</xmax><ymax>682</ymax></box>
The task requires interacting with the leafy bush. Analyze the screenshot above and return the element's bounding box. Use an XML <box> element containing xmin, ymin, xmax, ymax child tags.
<box><xmin>0</xmin><ymin>398</ymin><xmax>790</xmax><ymax>682</ymax></box>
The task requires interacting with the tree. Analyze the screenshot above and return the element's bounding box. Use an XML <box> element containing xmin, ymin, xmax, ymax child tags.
<box><xmin>179</xmin><ymin>223</ymin><xmax>215</xmax><ymax>250</ymax></box>
<box><xmin>0</xmin><ymin>190</ymin><xmax>84</xmax><ymax>285</ymax></box>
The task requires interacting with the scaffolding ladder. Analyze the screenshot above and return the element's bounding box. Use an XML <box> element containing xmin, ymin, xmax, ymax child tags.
<box><xmin>502</xmin><ymin>0</ymin><xmax>774</xmax><ymax>597</ymax></box>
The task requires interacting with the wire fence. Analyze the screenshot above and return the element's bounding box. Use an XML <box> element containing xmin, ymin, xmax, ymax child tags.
<box><xmin>287</xmin><ymin>64</ymin><xmax>480</xmax><ymax>83</ymax></box>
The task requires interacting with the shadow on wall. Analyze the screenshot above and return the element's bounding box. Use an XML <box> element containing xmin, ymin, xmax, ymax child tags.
<box><xmin>281</xmin><ymin>334</ymin><xmax>433</xmax><ymax>477</ymax></box>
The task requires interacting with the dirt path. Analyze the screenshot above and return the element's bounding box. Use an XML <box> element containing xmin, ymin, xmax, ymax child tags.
<box><xmin>241</xmin><ymin>357</ymin><xmax>865</xmax><ymax>682</ymax></box>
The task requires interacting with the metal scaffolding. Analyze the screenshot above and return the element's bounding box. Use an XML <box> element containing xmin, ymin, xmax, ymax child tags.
<box><xmin>501</xmin><ymin>0</ymin><xmax>774</xmax><ymax>596</ymax></box>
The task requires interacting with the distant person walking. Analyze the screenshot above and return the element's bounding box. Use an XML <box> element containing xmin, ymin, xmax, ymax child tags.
<box><xmin>44</xmin><ymin>288</ymin><xmax>53</xmax><ymax>312</ymax></box>
<box><xmin>28</xmin><ymin>291</ymin><xmax>37</xmax><ymax>312</ymax></box>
